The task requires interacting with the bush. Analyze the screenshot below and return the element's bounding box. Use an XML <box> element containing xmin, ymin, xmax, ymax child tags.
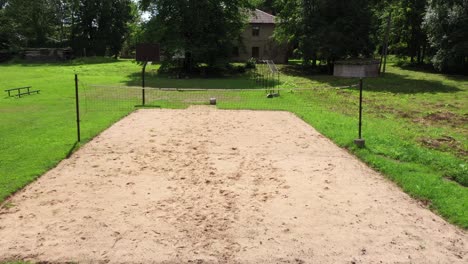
<box><xmin>157</xmin><ymin>59</ymin><xmax>248</xmax><ymax>78</ymax></box>
<box><xmin>245</xmin><ymin>58</ymin><xmax>256</xmax><ymax>69</ymax></box>
<box><xmin>0</xmin><ymin>51</ymin><xmax>13</xmax><ymax>63</ymax></box>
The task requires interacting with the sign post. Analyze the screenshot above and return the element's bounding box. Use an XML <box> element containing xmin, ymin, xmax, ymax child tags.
<box><xmin>135</xmin><ymin>43</ymin><xmax>161</xmax><ymax>106</ymax></box>
<box><xmin>354</xmin><ymin>78</ymin><xmax>365</xmax><ymax>147</ymax></box>
<box><xmin>142</xmin><ymin>62</ymin><xmax>148</xmax><ymax>106</ymax></box>
<box><xmin>74</xmin><ymin>74</ymin><xmax>81</xmax><ymax>142</ymax></box>
<box><xmin>334</xmin><ymin>60</ymin><xmax>380</xmax><ymax>148</ymax></box>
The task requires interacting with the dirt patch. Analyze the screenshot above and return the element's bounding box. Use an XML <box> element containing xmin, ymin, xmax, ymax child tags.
<box><xmin>434</xmin><ymin>103</ymin><xmax>460</xmax><ymax>110</ymax></box>
<box><xmin>362</xmin><ymin>102</ymin><xmax>421</xmax><ymax>120</ymax></box>
<box><xmin>413</xmin><ymin>111</ymin><xmax>468</xmax><ymax>128</ymax></box>
<box><xmin>0</xmin><ymin>107</ymin><xmax>466</xmax><ymax>263</ymax></box>
<box><xmin>420</xmin><ymin>136</ymin><xmax>468</xmax><ymax>161</ymax></box>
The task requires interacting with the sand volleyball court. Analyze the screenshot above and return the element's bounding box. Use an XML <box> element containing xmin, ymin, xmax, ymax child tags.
<box><xmin>0</xmin><ymin>107</ymin><xmax>466</xmax><ymax>263</ymax></box>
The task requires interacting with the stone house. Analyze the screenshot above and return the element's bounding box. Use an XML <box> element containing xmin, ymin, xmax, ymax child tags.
<box><xmin>232</xmin><ymin>9</ymin><xmax>288</xmax><ymax>64</ymax></box>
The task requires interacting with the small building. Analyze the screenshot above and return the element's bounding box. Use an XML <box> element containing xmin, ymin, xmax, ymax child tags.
<box><xmin>232</xmin><ymin>9</ymin><xmax>288</xmax><ymax>64</ymax></box>
<box><xmin>23</xmin><ymin>48</ymin><xmax>73</xmax><ymax>61</ymax></box>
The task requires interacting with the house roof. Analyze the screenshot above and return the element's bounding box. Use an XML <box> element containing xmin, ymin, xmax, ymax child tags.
<box><xmin>249</xmin><ymin>9</ymin><xmax>276</xmax><ymax>24</ymax></box>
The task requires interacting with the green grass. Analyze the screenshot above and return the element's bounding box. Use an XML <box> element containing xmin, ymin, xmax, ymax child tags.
<box><xmin>0</xmin><ymin>58</ymin><xmax>467</xmax><ymax>228</ymax></box>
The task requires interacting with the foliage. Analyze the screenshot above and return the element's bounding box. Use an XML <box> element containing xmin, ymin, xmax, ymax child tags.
<box><xmin>245</xmin><ymin>57</ymin><xmax>257</xmax><ymax>69</ymax></box>
<box><xmin>1</xmin><ymin>0</ymin><xmax>466</xmax><ymax>72</ymax></box>
<box><xmin>70</xmin><ymin>0</ymin><xmax>135</xmax><ymax>57</ymax></box>
<box><xmin>374</xmin><ymin>0</ymin><xmax>429</xmax><ymax>64</ymax></box>
<box><xmin>423</xmin><ymin>0</ymin><xmax>468</xmax><ymax>73</ymax></box>
<box><xmin>0</xmin><ymin>2</ymin><xmax>13</xmax><ymax>50</ymax></box>
<box><xmin>275</xmin><ymin>0</ymin><xmax>375</xmax><ymax>69</ymax></box>
<box><xmin>0</xmin><ymin>0</ymin><xmax>58</xmax><ymax>49</ymax></box>
<box><xmin>120</xmin><ymin>3</ymin><xmax>145</xmax><ymax>58</ymax></box>
<box><xmin>0</xmin><ymin>0</ymin><xmax>135</xmax><ymax>57</ymax></box>
<box><xmin>252</xmin><ymin>0</ymin><xmax>277</xmax><ymax>14</ymax></box>
<box><xmin>140</xmin><ymin>0</ymin><xmax>254</xmax><ymax>73</ymax></box>
<box><xmin>272</xmin><ymin>0</ymin><xmax>466</xmax><ymax>74</ymax></box>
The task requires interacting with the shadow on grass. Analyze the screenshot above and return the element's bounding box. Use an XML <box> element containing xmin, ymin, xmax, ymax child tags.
<box><xmin>395</xmin><ymin>63</ymin><xmax>438</xmax><ymax>74</ymax></box>
<box><xmin>395</xmin><ymin>64</ymin><xmax>468</xmax><ymax>83</ymax></box>
<box><xmin>364</xmin><ymin>73</ymin><xmax>462</xmax><ymax>94</ymax></box>
<box><xmin>0</xmin><ymin>57</ymin><xmax>131</xmax><ymax>67</ymax></box>
<box><xmin>124</xmin><ymin>71</ymin><xmax>273</xmax><ymax>90</ymax></box>
<box><xmin>280</xmin><ymin>64</ymin><xmax>462</xmax><ymax>94</ymax></box>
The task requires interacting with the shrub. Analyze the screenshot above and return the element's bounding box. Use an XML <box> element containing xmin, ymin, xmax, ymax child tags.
<box><xmin>245</xmin><ymin>58</ymin><xmax>256</xmax><ymax>69</ymax></box>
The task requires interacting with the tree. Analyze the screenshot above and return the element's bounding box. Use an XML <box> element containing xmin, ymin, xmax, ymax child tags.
<box><xmin>120</xmin><ymin>2</ymin><xmax>144</xmax><ymax>58</ymax></box>
<box><xmin>140</xmin><ymin>0</ymin><xmax>254</xmax><ymax>72</ymax></box>
<box><xmin>0</xmin><ymin>1</ymin><xmax>13</xmax><ymax>50</ymax></box>
<box><xmin>253</xmin><ymin>0</ymin><xmax>277</xmax><ymax>14</ymax></box>
<box><xmin>2</xmin><ymin>0</ymin><xmax>59</xmax><ymax>47</ymax></box>
<box><xmin>276</xmin><ymin>0</ymin><xmax>375</xmax><ymax>70</ymax></box>
<box><xmin>424</xmin><ymin>0</ymin><xmax>468</xmax><ymax>73</ymax></box>
<box><xmin>0</xmin><ymin>0</ymin><xmax>136</xmax><ymax>57</ymax></box>
<box><xmin>407</xmin><ymin>0</ymin><xmax>428</xmax><ymax>64</ymax></box>
<box><xmin>70</xmin><ymin>0</ymin><xmax>134</xmax><ymax>57</ymax></box>
<box><xmin>374</xmin><ymin>0</ymin><xmax>429</xmax><ymax>64</ymax></box>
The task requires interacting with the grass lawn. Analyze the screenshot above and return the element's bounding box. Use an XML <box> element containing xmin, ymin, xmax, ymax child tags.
<box><xmin>0</xmin><ymin>58</ymin><xmax>467</xmax><ymax>228</ymax></box>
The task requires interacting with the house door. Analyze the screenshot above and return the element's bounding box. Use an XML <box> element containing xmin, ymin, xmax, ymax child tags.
<box><xmin>252</xmin><ymin>47</ymin><xmax>260</xmax><ymax>59</ymax></box>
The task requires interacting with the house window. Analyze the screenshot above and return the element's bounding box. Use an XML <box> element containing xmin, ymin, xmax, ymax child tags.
<box><xmin>252</xmin><ymin>47</ymin><xmax>260</xmax><ymax>58</ymax></box>
<box><xmin>232</xmin><ymin>46</ymin><xmax>239</xmax><ymax>57</ymax></box>
<box><xmin>252</xmin><ymin>26</ymin><xmax>260</xmax><ymax>37</ymax></box>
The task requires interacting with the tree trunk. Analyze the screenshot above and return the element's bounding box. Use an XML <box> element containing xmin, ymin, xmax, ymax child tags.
<box><xmin>327</xmin><ymin>58</ymin><xmax>334</xmax><ymax>75</ymax></box>
<box><xmin>421</xmin><ymin>43</ymin><xmax>427</xmax><ymax>64</ymax></box>
<box><xmin>183</xmin><ymin>52</ymin><xmax>192</xmax><ymax>74</ymax></box>
<box><xmin>417</xmin><ymin>47</ymin><xmax>422</xmax><ymax>64</ymax></box>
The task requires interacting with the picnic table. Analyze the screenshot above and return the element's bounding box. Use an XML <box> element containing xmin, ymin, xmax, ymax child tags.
<box><xmin>4</xmin><ymin>86</ymin><xmax>40</xmax><ymax>98</ymax></box>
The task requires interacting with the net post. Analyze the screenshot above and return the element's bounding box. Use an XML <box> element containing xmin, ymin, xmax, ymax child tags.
<box><xmin>277</xmin><ymin>72</ymin><xmax>280</xmax><ymax>95</ymax></box>
<box><xmin>359</xmin><ymin>78</ymin><xmax>363</xmax><ymax>139</ymax></box>
<box><xmin>74</xmin><ymin>74</ymin><xmax>81</xmax><ymax>142</ymax></box>
<box><xmin>354</xmin><ymin>78</ymin><xmax>365</xmax><ymax>148</ymax></box>
<box><xmin>142</xmin><ymin>61</ymin><xmax>148</xmax><ymax>106</ymax></box>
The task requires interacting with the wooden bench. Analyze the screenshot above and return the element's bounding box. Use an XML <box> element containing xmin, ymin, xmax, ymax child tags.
<box><xmin>4</xmin><ymin>86</ymin><xmax>40</xmax><ymax>98</ymax></box>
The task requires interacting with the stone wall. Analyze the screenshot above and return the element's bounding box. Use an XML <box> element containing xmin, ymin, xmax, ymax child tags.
<box><xmin>232</xmin><ymin>24</ymin><xmax>288</xmax><ymax>64</ymax></box>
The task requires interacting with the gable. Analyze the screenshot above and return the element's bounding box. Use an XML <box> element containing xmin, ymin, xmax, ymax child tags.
<box><xmin>249</xmin><ymin>9</ymin><xmax>276</xmax><ymax>24</ymax></box>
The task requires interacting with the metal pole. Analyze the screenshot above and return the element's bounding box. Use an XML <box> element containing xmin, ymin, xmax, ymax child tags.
<box><xmin>359</xmin><ymin>78</ymin><xmax>363</xmax><ymax>139</ymax></box>
<box><xmin>278</xmin><ymin>72</ymin><xmax>280</xmax><ymax>95</ymax></box>
<box><xmin>262</xmin><ymin>64</ymin><xmax>265</xmax><ymax>90</ymax></box>
<box><xmin>354</xmin><ymin>78</ymin><xmax>365</xmax><ymax>148</ymax></box>
<box><xmin>74</xmin><ymin>74</ymin><xmax>81</xmax><ymax>142</ymax></box>
<box><xmin>142</xmin><ymin>61</ymin><xmax>148</xmax><ymax>106</ymax></box>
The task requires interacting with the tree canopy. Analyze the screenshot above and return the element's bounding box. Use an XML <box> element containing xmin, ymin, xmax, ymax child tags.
<box><xmin>275</xmin><ymin>0</ymin><xmax>375</xmax><ymax>67</ymax></box>
<box><xmin>252</xmin><ymin>0</ymin><xmax>277</xmax><ymax>14</ymax></box>
<box><xmin>0</xmin><ymin>0</ymin><xmax>467</xmax><ymax>73</ymax></box>
<box><xmin>0</xmin><ymin>0</ymin><xmax>58</xmax><ymax>49</ymax></box>
<box><xmin>424</xmin><ymin>0</ymin><xmax>468</xmax><ymax>73</ymax></box>
<box><xmin>140</xmin><ymin>0</ymin><xmax>254</xmax><ymax>71</ymax></box>
<box><xmin>273</xmin><ymin>0</ymin><xmax>467</xmax><ymax>73</ymax></box>
<box><xmin>70</xmin><ymin>0</ymin><xmax>135</xmax><ymax>57</ymax></box>
<box><xmin>0</xmin><ymin>0</ymin><xmax>135</xmax><ymax>57</ymax></box>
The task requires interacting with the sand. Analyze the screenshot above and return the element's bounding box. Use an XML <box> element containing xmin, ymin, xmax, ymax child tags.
<box><xmin>0</xmin><ymin>106</ymin><xmax>466</xmax><ymax>263</ymax></box>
